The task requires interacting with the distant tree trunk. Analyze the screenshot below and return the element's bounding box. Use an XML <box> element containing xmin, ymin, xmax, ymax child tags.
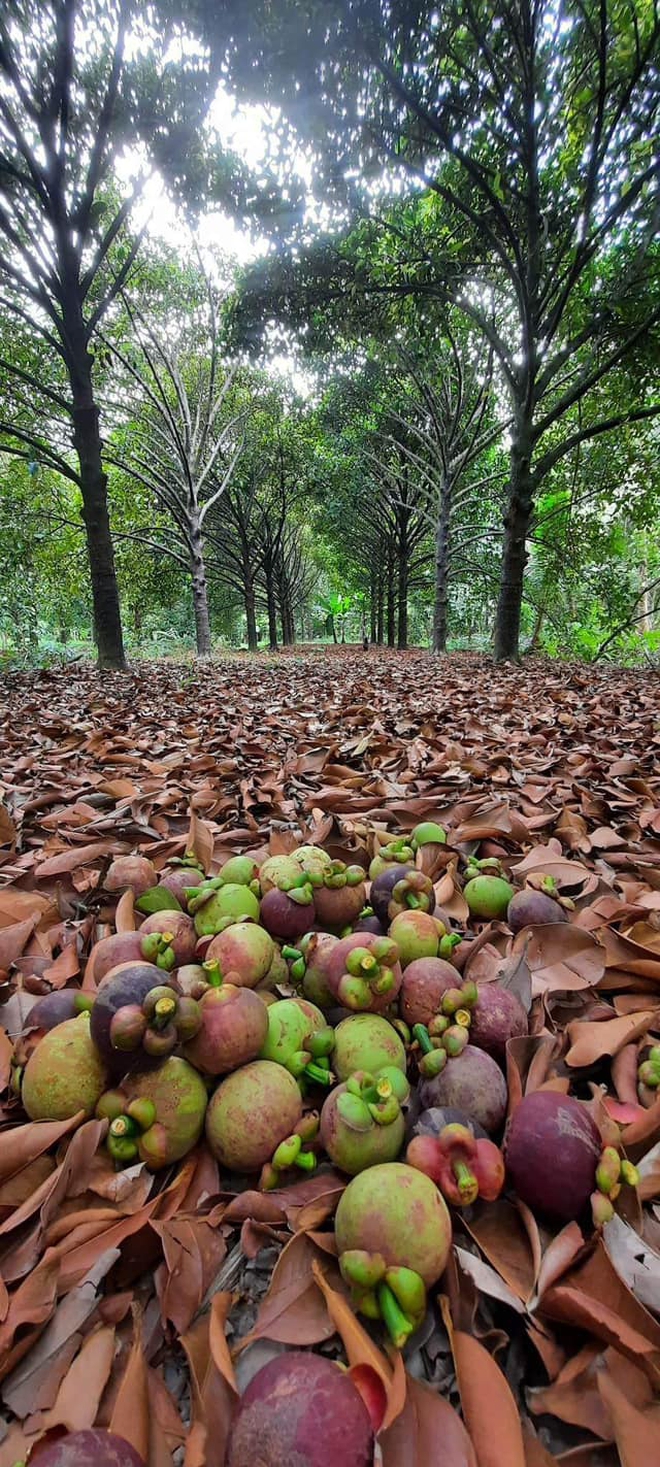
<box><xmin>370</xmin><ymin>568</ymin><xmax>377</xmax><ymax>642</ymax></box>
<box><xmin>527</xmin><ymin>603</ymin><xmax>545</xmax><ymax>651</ymax></box>
<box><xmin>66</xmin><ymin>297</ymin><xmax>125</xmax><ymax>670</ymax></box>
<box><xmin>376</xmin><ymin>571</ymin><xmax>384</xmax><ymax>644</ymax></box>
<box><xmin>189</xmin><ymin>515</ymin><xmax>212</xmax><ymax>656</ymax></box>
<box><xmin>387</xmin><ymin>545</ymin><xmax>396</xmax><ymax>648</ymax></box>
<box><xmin>265</xmin><ymin>566</ymin><xmax>279</xmax><ymax>650</ymax></box>
<box><xmin>494</xmin><ymin>419</ymin><xmax>535</xmax><ymax>661</ymax></box>
<box><xmin>244</xmin><ymin>570</ymin><xmax>258</xmax><ymax>652</ymax></box>
<box><xmin>397</xmin><ymin>519</ymin><xmax>409</xmax><ymax>650</ymax></box>
<box><xmin>433</xmin><ymin>481</ymin><xmax>451</xmax><ymax>653</ymax></box>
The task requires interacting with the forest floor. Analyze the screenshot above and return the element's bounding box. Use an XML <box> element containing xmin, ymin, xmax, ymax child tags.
<box><xmin>1</xmin><ymin>648</ymin><xmax>660</xmax><ymax>1467</ymax></box>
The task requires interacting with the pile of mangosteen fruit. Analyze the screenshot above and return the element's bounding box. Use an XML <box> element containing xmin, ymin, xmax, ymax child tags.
<box><xmin>8</xmin><ymin>821</ymin><xmax>645</xmax><ymax>1467</ymax></box>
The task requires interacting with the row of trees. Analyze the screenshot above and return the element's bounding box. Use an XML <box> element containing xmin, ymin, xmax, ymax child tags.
<box><xmin>0</xmin><ymin>0</ymin><xmax>659</xmax><ymax>665</ymax></box>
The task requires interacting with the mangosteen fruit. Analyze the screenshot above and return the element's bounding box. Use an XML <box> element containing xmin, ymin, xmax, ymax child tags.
<box><xmin>90</xmin><ymin>962</ymin><xmax>176</xmax><ymax>1075</ymax></box>
<box><xmin>139</xmin><ymin>909</ymin><xmax>197</xmax><ymax>966</ymax></box>
<box><xmin>110</xmin><ymin>1056</ymin><xmax>208</xmax><ymax>1169</ymax></box>
<box><xmin>312</xmin><ymin>862</ymin><xmax>367</xmax><ymax>932</ymax></box>
<box><xmin>399</xmin><ymin>956</ymin><xmax>464</xmax><ymax>1027</ymax></box>
<box><xmin>418</xmin><ymin>1043</ymin><xmax>508</xmax><ymax>1135</ymax></box>
<box><xmin>30</xmin><ymin>1429</ymin><xmax>146</xmax><ymax>1467</ymax></box>
<box><xmin>258</xmin><ymin>999</ymin><xmax>333</xmax><ymax>1086</ymax></box>
<box><xmin>388</xmin><ymin>910</ymin><xmax>442</xmax><ymax>967</ymax></box>
<box><xmin>320</xmin><ymin>1073</ymin><xmax>406</xmax><ymax>1174</ymax></box>
<box><xmin>504</xmin><ymin>1090</ymin><xmax>602</xmax><ymax>1223</ymax></box>
<box><xmin>205</xmin><ymin>922</ymin><xmax>275</xmax><ymax>988</ymax></box>
<box><xmin>183</xmin><ymin>982</ymin><xmax>268</xmax><ymax>1075</ymax></box>
<box><xmin>192</xmin><ymin>883</ymin><xmax>260</xmax><ymax>937</ymax></box>
<box><xmin>25</xmin><ymin>988</ymin><xmax>93</xmax><ymax>1032</ymax></box>
<box><xmin>22</xmin><ymin>1012</ymin><xmax>107</xmax><ymax>1121</ymax></box>
<box><xmin>260</xmin><ymin>883</ymin><xmax>316</xmax><ymax>941</ymax></box>
<box><xmin>324</xmin><ymin>932</ymin><xmax>402</xmax><ymax>1013</ymax></box>
<box><xmin>336</xmin><ymin>1162</ymin><xmax>452</xmax><ymax>1345</ymax></box>
<box><xmin>469</xmin><ymin>983</ymin><xmax>528</xmax><ymax>1060</ymax></box>
<box><xmin>105</xmin><ymin>855</ymin><xmax>157</xmax><ymax>899</ymax></box>
<box><xmin>332</xmin><ymin>1013</ymin><xmax>407</xmax><ymax>1082</ymax></box>
<box><xmin>507</xmin><ymin>888</ymin><xmax>568</xmax><ymax>932</ymax></box>
<box><xmin>370</xmin><ymin>863</ymin><xmax>415</xmax><ymax>926</ymax></box>
<box><xmin>226</xmin><ymin>1351</ymin><xmax>373</xmax><ymax>1467</ymax></box>
<box><xmin>259</xmin><ymin>854</ymin><xmax>303</xmax><ymax>893</ymax></box>
<box><xmin>463</xmin><ymin>875</ymin><xmax>514</xmax><ymax>921</ymax></box>
<box><xmin>205</xmin><ymin>1060</ymin><xmax>303</xmax><ymax>1172</ymax></box>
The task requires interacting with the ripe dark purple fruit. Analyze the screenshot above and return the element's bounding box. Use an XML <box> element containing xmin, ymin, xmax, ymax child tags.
<box><xmin>91</xmin><ymin>962</ymin><xmax>174</xmax><ymax>1076</ymax></box>
<box><xmin>30</xmin><ymin>1429</ymin><xmax>146</xmax><ymax>1467</ymax></box>
<box><xmin>260</xmin><ymin>886</ymin><xmax>316</xmax><ymax>941</ymax></box>
<box><xmin>227</xmin><ymin>1352</ymin><xmax>373</xmax><ymax>1467</ymax></box>
<box><xmin>504</xmin><ymin>1090</ymin><xmax>602</xmax><ymax>1223</ymax></box>
<box><xmin>418</xmin><ymin>1044</ymin><xmax>508</xmax><ymax>1135</ymax></box>
<box><xmin>469</xmin><ymin>984</ymin><xmax>528</xmax><ymax>1060</ymax></box>
<box><xmin>507</xmin><ymin>889</ymin><xmax>568</xmax><ymax>933</ymax></box>
<box><xmin>25</xmin><ymin>988</ymin><xmax>92</xmax><ymax>1032</ymax></box>
<box><xmin>370</xmin><ymin>864</ymin><xmax>415</xmax><ymax>926</ymax></box>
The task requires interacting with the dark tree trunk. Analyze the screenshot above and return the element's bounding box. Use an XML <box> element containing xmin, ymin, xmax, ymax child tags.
<box><xmin>370</xmin><ymin>568</ymin><xmax>377</xmax><ymax>643</ymax></box>
<box><xmin>265</xmin><ymin>565</ymin><xmax>278</xmax><ymax>650</ymax></box>
<box><xmin>189</xmin><ymin>517</ymin><xmax>212</xmax><ymax>656</ymax></box>
<box><xmin>244</xmin><ymin>570</ymin><xmax>258</xmax><ymax>652</ymax></box>
<box><xmin>387</xmin><ymin>546</ymin><xmax>396</xmax><ymax>648</ymax></box>
<box><xmin>433</xmin><ymin>480</ymin><xmax>452</xmax><ymax>653</ymax></box>
<box><xmin>376</xmin><ymin>571</ymin><xmax>384</xmax><ymax>645</ymax></box>
<box><xmin>397</xmin><ymin>521</ymin><xmax>409</xmax><ymax>650</ymax></box>
<box><xmin>72</xmin><ymin>398</ymin><xmax>125</xmax><ymax>670</ymax></box>
<box><xmin>527</xmin><ymin>603</ymin><xmax>545</xmax><ymax>651</ymax></box>
<box><xmin>494</xmin><ymin>417</ymin><xmax>535</xmax><ymax>661</ymax></box>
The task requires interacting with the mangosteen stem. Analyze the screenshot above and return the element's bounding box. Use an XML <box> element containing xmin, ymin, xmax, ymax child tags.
<box><xmin>282</xmin><ymin>946</ymin><xmax>302</xmax><ymax>962</ymax></box>
<box><xmin>304</xmin><ymin>1060</ymin><xmax>336</xmax><ymax>1087</ymax></box>
<box><xmin>294</xmin><ymin>1150</ymin><xmax>316</xmax><ymax>1172</ymax></box>
<box><xmin>151</xmin><ymin>996</ymin><xmax>177</xmax><ymax>1030</ymax></box>
<box><xmin>413</xmin><ymin>1023</ymin><xmax>434</xmax><ymax>1055</ymax></box>
<box><xmin>377</xmin><ymin>1282</ymin><xmax>415</xmax><ymax>1349</ymax></box>
<box><xmin>453</xmin><ymin>1160</ymin><xmax>479</xmax><ymax>1204</ymax></box>
<box><xmin>202</xmin><ymin>959</ymin><xmax>223</xmax><ymax>987</ymax></box>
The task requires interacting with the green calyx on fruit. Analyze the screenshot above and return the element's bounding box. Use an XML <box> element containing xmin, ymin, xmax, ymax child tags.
<box><xmin>261</xmin><ymin>1112</ymin><xmax>320</xmax><ymax>1189</ymax></box>
<box><xmin>338</xmin><ymin>938</ymin><xmax>398</xmax><ymax>1011</ymax></box>
<box><xmin>591</xmin><ymin>1145</ymin><xmax>639</xmax><ymax>1225</ymax></box>
<box><xmin>413</xmin><ymin>1020</ymin><xmax>468</xmax><ymax>1073</ymax></box>
<box><xmin>388</xmin><ymin>871</ymin><xmax>435</xmax><ymax>919</ymax></box>
<box><xmin>339</xmin><ymin>1249</ymin><xmax>426</xmax><ymax>1347</ymax></box>
<box><xmin>638</xmin><ymin>1045</ymin><xmax>660</xmax><ymax>1092</ymax></box>
<box><xmin>410</xmin><ymin>822</ymin><xmax>447</xmax><ymax>850</ymax></box>
<box><xmin>368</xmin><ymin>839</ymin><xmax>415</xmax><ymax>880</ymax></box>
<box><xmin>101</xmin><ymin>1089</ymin><xmax>158</xmax><ymax>1165</ymax></box>
<box><xmin>109</xmin><ymin>985</ymin><xmax>201</xmax><ymax>1058</ymax></box>
<box><xmin>139</xmin><ymin>931</ymin><xmax>177</xmax><ymax>971</ymax></box>
<box><xmin>407</xmin><ymin>1125</ymin><xmax>505</xmax><ymax>1207</ymax></box>
<box><xmin>258</xmin><ymin>999</ymin><xmax>335</xmax><ymax>1088</ymax></box>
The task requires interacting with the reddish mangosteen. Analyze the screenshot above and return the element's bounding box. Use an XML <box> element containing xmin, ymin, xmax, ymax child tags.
<box><xmin>139</xmin><ymin>909</ymin><xmax>197</xmax><ymax>966</ymax></box>
<box><xmin>205</xmin><ymin>922</ymin><xmax>275</xmax><ymax>988</ymax></box>
<box><xmin>469</xmin><ymin>983</ymin><xmax>529</xmax><ymax>1060</ymax></box>
<box><xmin>353</xmin><ymin>912</ymin><xmax>385</xmax><ymax>935</ymax></box>
<box><xmin>259</xmin><ymin>941</ymin><xmax>289</xmax><ymax>990</ymax></box>
<box><xmin>507</xmin><ymin>888</ymin><xmax>569</xmax><ymax>933</ymax></box>
<box><xmin>418</xmin><ymin>1044</ymin><xmax>508</xmax><ymax>1135</ymax></box>
<box><xmin>86</xmin><ymin>931</ymin><xmax>145</xmax><ymax>986</ymax></box>
<box><xmin>105</xmin><ymin>855</ymin><xmax>157</xmax><ymax>898</ymax></box>
<box><xmin>226</xmin><ymin>1352</ymin><xmax>373</xmax><ymax>1467</ymax></box>
<box><xmin>325</xmin><ymin>932</ymin><xmax>402</xmax><ymax>1013</ymax></box>
<box><xmin>291</xmin><ymin>932</ymin><xmax>338</xmax><ymax>1007</ymax></box>
<box><xmin>399</xmin><ymin>957</ymin><xmax>464</xmax><ymax>1027</ymax></box>
<box><xmin>504</xmin><ymin>1090</ymin><xmax>602</xmax><ymax>1223</ymax></box>
<box><xmin>411</xmin><ymin>1105</ymin><xmax>490</xmax><ymax>1144</ymax></box>
<box><xmin>312</xmin><ymin>862</ymin><xmax>367</xmax><ymax>932</ymax></box>
<box><xmin>182</xmin><ymin>980</ymin><xmax>268</xmax><ymax>1075</ymax></box>
<box><xmin>205</xmin><ymin>1059</ymin><xmax>303</xmax><ymax>1172</ymax></box>
<box><xmin>388</xmin><ymin>910</ymin><xmax>443</xmax><ymax>968</ymax></box>
<box><xmin>260</xmin><ymin>883</ymin><xmax>316</xmax><ymax>941</ymax></box>
<box><xmin>30</xmin><ymin>1429</ymin><xmax>146</xmax><ymax>1467</ymax></box>
<box><xmin>370</xmin><ymin>864</ymin><xmax>415</xmax><ymax>926</ymax></box>
<box><xmin>157</xmin><ymin>867</ymin><xmax>204</xmax><ymax>908</ymax></box>
<box><xmin>25</xmin><ymin>988</ymin><xmax>93</xmax><ymax>1032</ymax></box>
<box><xmin>90</xmin><ymin>962</ymin><xmax>176</xmax><ymax>1075</ymax></box>
<box><xmin>21</xmin><ymin>1013</ymin><xmax>107</xmax><ymax>1121</ymax></box>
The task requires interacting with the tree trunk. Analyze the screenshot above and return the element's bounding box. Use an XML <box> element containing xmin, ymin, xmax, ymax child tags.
<box><xmin>370</xmin><ymin>568</ymin><xmax>377</xmax><ymax>643</ymax></box>
<box><xmin>72</xmin><ymin>399</ymin><xmax>125</xmax><ymax>669</ymax></box>
<box><xmin>244</xmin><ymin>571</ymin><xmax>258</xmax><ymax>652</ymax></box>
<box><xmin>527</xmin><ymin>602</ymin><xmax>545</xmax><ymax>651</ymax></box>
<box><xmin>397</xmin><ymin>524</ymin><xmax>409</xmax><ymax>650</ymax></box>
<box><xmin>265</xmin><ymin>565</ymin><xmax>278</xmax><ymax>650</ymax></box>
<box><xmin>189</xmin><ymin>517</ymin><xmax>212</xmax><ymax>656</ymax></box>
<box><xmin>494</xmin><ymin>419</ymin><xmax>535</xmax><ymax>661</ymax></box>
<box><xmin>433</xmin><ymin>481</ymin><xmax>451</xmax><ymax>653</ymax></box>
<box><xmin>387</xmin><ymin>546</ymin><xmax>396</xmax><ymax>648</ymax></box>
<box><xmin>376</xmin><ymin>571</ymin><xmax>384</xmax><ymax>644</ymax></box>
